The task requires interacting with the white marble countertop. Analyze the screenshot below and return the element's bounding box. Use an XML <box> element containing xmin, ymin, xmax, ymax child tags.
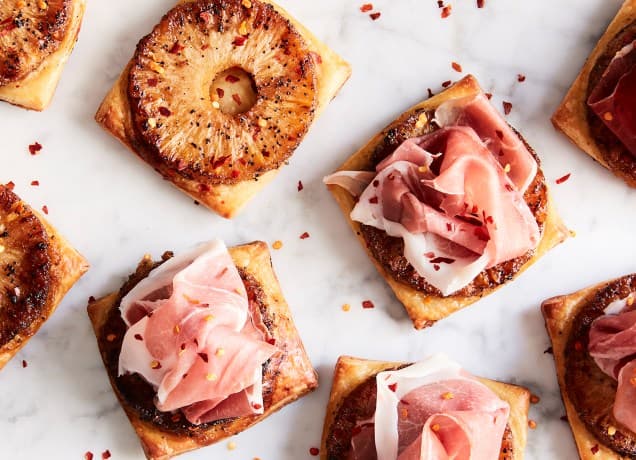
<box><xmin>1</xmin><ymin>0</ymin><xmax>634</xmax><ymax>458</ymax></box>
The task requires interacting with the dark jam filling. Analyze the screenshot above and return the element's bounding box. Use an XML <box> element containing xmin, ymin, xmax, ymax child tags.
<box><xmin>358</xmin><ymin>108</ymin><xmax>547</xmax><ymax>300</ymax></box>
<box><xmin>97</xmin><ymin>254</ymin><xmax>273</xmax><ymax>436</ymax></box>
<box><xmin>565</xmin><ymin>274</ymin><xmax>636</xmax><ymax>457</ymax></box>
<box><xmin>325</xmin><ymin>365</ymin><xmax>514</xmax><ymax>460</ymax></box>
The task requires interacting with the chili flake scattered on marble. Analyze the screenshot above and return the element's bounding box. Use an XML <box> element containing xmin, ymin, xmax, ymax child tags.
<box><xmin>362</xmin><ymin>300</ymin><xmax>375</xmax><ymax>309</ymax></box>
<box><xmin>31</xmin><ymin>180</ymin><xmax>39</xmax><ymax>186</ymax></box>
<box><xmin>451</xmin><ymin>61</ymin><xmax>462</xmax><ymax>73</ymax></box>
<box><xmin>441</xmin><ymin>5</ymin><xmax>452</xmax><ymax>18</ymax></box>
<box><xmin>360</xmin><ymin>3</ymin><xmax>373</xmax><ymax>12</ymax></box>
<box><xmin>441</xmin><ymin>80</ymin><xmax>452</xmax><ymax>88</ymax></box>
<box><xmin>544</xmin><ymin>346</ymin><xmax>553</xmax><ymax>354</ymax></box>
<box><xmin>29</xmin><ymin>142</ymin><xmax>42</xmax><ymax>155</ymax></box>
<box><xmin>22</xmin><ymin>360</ymin><xmax>27</xmax><ymax>368</ymax></box>
<box><xmin>427</xmin><ymin>88</ymin><xmax>434</xmax><ymax>98</ymax></box>
<box><xmin>300</xmin><ymin>232</ymin><xmax>310</xmax><ymax>239</ymax></box>
<box><xmin>41</xmin><ymin>205</ymin><xmax>49</xmax><ymax>215</ymax></box>
<box><xmin>297</xmin><ymin>180</ymin><xmax>304</xmax><ymax>192</ymax></box>
<box><xmin>477</xmin><ymin>0</ymin><xmax>485</xmax><ymax>8</ymax></box>
<box><xmin>530</xmin><ymin>394</ymin><xmax>540</xmax><ymax>404</ymax></box>
<box><xmin>370</xmin><ymin>12</ymin><xmax>381</xmax><ymax>20</ymax></box>
<box><xmin>502</xmin><ymin>101</ymin><xmax>513</xmax><ymax>115</ymax></box>
<box><xmin>101</xmin><ymin>450</ymin><xmax>111</xmax><ymax>460</ymax></box>
<box><xmin>484</xmin><ymin>92</ymin><xmax>492</xmax><ymax>100</ymax></box>
<box><xmin>84</xmin><ymin>452</ymin><xmax>94</xmax><ymax>460</ymax></box>
<box><xmin>556</xmin><ymin>173</ymin><xmax>571</xmax><ymax>185</ymax></box>
<box><xmin>309</xmin><ymin>447</ymin><xmax>320</xmax><ymax>456</ymax></box>
<box><xmin>517</xmin><ymin>74</ymin><xmax>526</xmax><ymax>82</ymax></box>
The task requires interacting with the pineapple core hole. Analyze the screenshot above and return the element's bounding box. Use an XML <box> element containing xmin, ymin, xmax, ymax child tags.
<box><xmin>210</xmin><ymin>67</ymin><xmax>257</xmax><ymax>115</ymax></box>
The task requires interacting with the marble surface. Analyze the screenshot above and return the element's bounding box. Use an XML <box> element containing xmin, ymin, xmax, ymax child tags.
<box><xmin>0</xmin><ymin>0</ymin><xmax>634</xmax><ymax>458</ymax></box>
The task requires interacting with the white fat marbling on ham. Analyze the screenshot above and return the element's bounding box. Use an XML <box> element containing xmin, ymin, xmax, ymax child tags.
<box><xmin>118</xmin><ymin>240</ymin><xmax>277</xmax><ymax>425</ymax></box>
<box><xmin>324</xmin><ymin>107</ymin><xmax>540</xmax><ymax>296</ymax></box>
<box><xmin>589</xmin><ymin>294</ymin><xmax>636</xmax><ymax>434</ymax></box>
<box><xmin>354</xmin><ymin>354</ymin><xmax>509</xmax><ymax>460</ymax></box>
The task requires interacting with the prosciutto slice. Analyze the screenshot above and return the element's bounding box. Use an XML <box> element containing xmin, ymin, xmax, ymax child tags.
<box><xmin>589</xmin><ymin>295</ymin><xmax>636</xmax><ymax>433</ymax></box>
<box><xmin>118</xmin><ymin>240</ymin><xmax>277</xmax><ymax>425</ymax></box>
<box><xmin>350</xmin><ymin>354</ymin><xmax>510</xmax><ymax>460</ymax></box>
<box><xmin>588</xmin><ymin>41</ymin><xmax>636</xmax><ymax>155</ymax></box>
<box><xmin>325</xmin><ymin>97</ymin><xmax>540</xmax><ymax>296</ymax></box>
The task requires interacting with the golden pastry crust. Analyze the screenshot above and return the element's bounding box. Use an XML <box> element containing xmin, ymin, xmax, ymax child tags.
<box><xmin>551</xmin><ymin>0</ymin><xmax>636</xmax><ymax>187</ymax></box>
<box><xmin>0</xmin><ymin>192</ymin><xmax>89</xmax><ymax>369</ymax></box>
<box><xmin>95</xmin><ymin>0</ymin><xmax>351</xmax><ymax>219</ymax></box>
<box><xmin>0</xmin><ymin>0</ymin><xmax>86</xmax><ymax>111</ymax></box>
<box><xmin>542</xmin><ymin>279</ymin><xmax>633</xmax><ymax>460</ymax></box>
<box><xmin>320</xmin><ymin>356</ymin><xmax>530</xmax><ymax>460</ymax></box>
<box><xmin>326</xmin><ymin>75</ymin><xmax>569</xmax><ymax>329</ymax></box>
<box><xmin>87</xmin><ymin>241</ymin><xmax>318</xmax><ymax>460</ymax></box>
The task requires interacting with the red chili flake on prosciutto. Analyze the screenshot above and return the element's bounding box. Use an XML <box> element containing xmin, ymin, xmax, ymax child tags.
<box><xmin>300</xmin><ymin>232</ymin><xmax>310</xmax><ymax>239</ymax></box>
<box><xmin>198</xmin><ymin>352</ymin><xmax>209</xmax><ymax>363</ymax></box>
<box><xmin>430</xmin><ymin>257</ymin><xmax>455</xmax><ymax>265</ymax></box>
<box><xmin>591</xmin><ymin>445</ymin><xmax>600</xmax><ymax>455</ymax></box>
<box><xmin>425</xmin><ymin>252</ymin><xmax>436</xmax><ymax>258</ymax></box>
<box><xmin>485</xmin><ymin>215</ymin><xmax>494</xmax><ymax>224</ymax></box>
<box><xmin>21</xmin><ymin>360</ymin><xmax>27</xmax><ymax>368</ymax></box>
<box><xmin>225</xmin><ymin>74</ymin><xmax>240</xmax><ymax>83</ymax></box>
<box><xmin>369</xmin><ymin>196</ymin><xmax>379</xmax><ymax>204</ymax></box>
<box><xmin>252</xmin><ymin>403</ymin><xmax>262</xmax><ymax>410</ymax></box>
<box><xmin>485</xmin><ymin>92</ymin><xmax>493</xmax><ymax>100</ymax></box>
<box><xmin>231</xmin><ymin>170</ymin><xmax>240</xmax><ymax>179</ymax></box>
<box><xmin>370</xmin><ymin>12</ymin><xmax>381</xmax><ymax>20</ymax></box>
<box><xmin>441</xmin><ymin>80</ymin><xmax>452</xmax><ymax>88</ymax></box>
<box><xmin>297</xmin><ymin>180</ymin><xmax>304</xmax><ymax>192</ymax></box>
<box><xmin>433</xmin><ymin>264</ymin><xmax>441</xmax><ymax>271</ymax></box>
<box><xmin>502</xmin><ymin>101</ymin><xmax>513</xmax><ymax>115</ymax></box>
<box><xmin>147</xmin><ymin>78</ymin><xmax>158</xmax><ymax>87</ymax></box>
<box><xmin>84</xmin><ymin>452</ymin><xmax>94</xmax><ymax>460</ymax></box>
<box><xmin>474</xmin><ymin>226</ymin><xmax>489</xmax><ymax>241</ymax></box>
<box><xmin>30</xmin><ymin>180</ymin><xmax>39</xmax><ymax>186</ymax></box>
<box><xmin>495</xmin><ymin>130</ymin><xmax>504</xmax><ymax>140</ymax></box>
<box><xmin>505</xmin><ymin>184</ymin><xmax>514</xmax><ymax>192</ymax></box>
<box><xmin>451</xmin><ymin>61</ymin><xmax>462</xmax><ymax>73</ymax></box>
<box><xmin>216</xmin><ymin>88</ymin><xmax>225</xmax><ymax>99</ymax></box>
<box><xmin>477</xmin><ymin>0</ymin><xmax>485</xmax><ymax>7</ymax></box>
<box><xmin>446</xmin><ymin>223</ymin><xmax>453</xmax><ymax>232</ymax></box>
<box><xmin>441</xmin><ymin>5</ymin><xmax>452</xmax><ymax>18</ymax></box>
<box><xmin>309</xmin><ymin>447</ymin><xmax>320</xmax><ymax>456</ymax></box>
<box><xmin>232</xmin><ymin>93</ymin><xmax>242</xmax><ymax>105</ymax></box>
<box><xmin>362</xmin><ymin>300</ymin><xmax>375</xmax><ymax>309</ymax></box>
<box><xmin>159</xmin><ymin>107</ymin><xmax>171</xmax><ymax>116</ymax></box>
<box><xmin>388</xmin><ymin>383</ymin><xmax>398</xmax><ymax>392</ymax></box>
<box><xmin>211</xmin><ymin>155</ymin><xmax>230</xmax><ymax>169</ymax></box>
<box><xmin>267</xmin><ymin>338</ymin><xmax>276</xmax><ymax>345</ymax></box>
<box><xmin>169</xmin><ymin>42</ymin><xmax>184</xmax><ymax>54</ymax></box>
<box><xmin>373</xmin><ymin>180</ymin><xmax>380</xmax><ymax>187</ymax></box>
<box><xmin>41</xmin><ymin>205</ymin><xmax>49</xmax><ymax>215</ymax></box>
<box><xmin>517</xmin><ymin>74</ymin><xmax>526</xmax><ymax>82</ymax></box>
<box><xmin>360</xmin><ymin>3</ymin><xmax>373</xmax><ymax>12</ymax></box>
<box><xmin>232</xmin><ymin>36</ymin><xmax>247</xmax><ymax>46</ymax></box>
<box><xmin>556</xmin><ymin>173</ymin><xmax>571</xmax><ymax>185</ymax></box>
<box><xmin>427</xmin><ymin>88</ymin><xmax>434</xmax><ymax>98</ymax></box>
<box><xmin>134</xmin><ymin>334</ymin><xmax>143</xmax><ymax>341</ymax></box>
<box><xmin>29</xmin><ymin>142</ymin><xmax>42</xmax><ymax>155</ymax></box>
<box><xmin>102</xmin><ymin>450</ymin><xmax>111</xmax><ymax>460</ymax></box>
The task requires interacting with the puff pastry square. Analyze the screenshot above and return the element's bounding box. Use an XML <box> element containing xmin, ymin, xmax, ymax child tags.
<box><xmin>326</xmin><ymin>75</ymin><xmax>569</xmax><ymax>329</ymax></box>
<box><xmin>87</xmin><ymin>241</ymin><xmax>318</xmax><ymax>460</ymax></box>
<box><xmin>0</xmin><ymin>0</ymin><xmax>86</xmax><ymax>111</ymax></box>
<box><xmin>95</xmin><ymin>0</ymin><xmax>351</xmax><ymax>219</ymax></box>
<box><xmin>320</xmin><ymin>356</ymin><xmax>530</xmax><ymax>460</ymax></box>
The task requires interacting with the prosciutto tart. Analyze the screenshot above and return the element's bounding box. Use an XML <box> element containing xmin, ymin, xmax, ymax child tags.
<box><xmin>552</xmin><ymin>0</ymin><xmax>636</xmax><ymax>187</ymax></box>
<box><xmin>95</xmin><ymin>0</ymin><xmax>351</xmax><ymax>219</ymax></box>
<box><xmin>325</xmin><ymin>75</ymin><xmax>568</xmax><ymax>329</ymax></box>
<box><xmin>542</xmin><ymin>275</ymin><xmax>636</xmax><ymax>459</ymax></box>
<box><xmin>0</xmin><ymin>183</ymin><xmax>88</xmax><ymax>369</ymax></box>
<box><xmin>87</xmin><ymin>240</ymin><xmax>317</xmax><ymax>460</ymax></box>
<box><xmin>0</xmin><ymin>0</ymin><xmax>85</xmax><ymax>110</ymax></box>
<box><xmin>320</xmin><ymin>355</ymin><xmax>530</xmax><ymax>460</ymax></box>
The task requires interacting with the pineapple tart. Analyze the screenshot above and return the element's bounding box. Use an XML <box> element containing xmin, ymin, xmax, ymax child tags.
<box><xmin>96</xmin><ymin>0</ymin><xmax>351</xmax><ymax>218</ymax></box>
<box><xmin>0</xmin><ymin>0</ymin><xmax>86</xmax><ymax>110</ymax></box>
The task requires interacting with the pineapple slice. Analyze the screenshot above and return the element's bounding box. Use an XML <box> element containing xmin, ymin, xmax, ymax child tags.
<box><xmin>128</xmin><ymin>0</ymin><xmax>318</xmax><ymax>184</ymax></box>
<box><xmin>0</xmin><ymin>0</ymin><xmax>71</xmax><ymax>85</ymax></box>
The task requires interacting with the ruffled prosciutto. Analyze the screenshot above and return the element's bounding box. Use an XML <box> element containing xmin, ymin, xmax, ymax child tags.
<box><xmin>589</xmin><ymin>294</ymin><xmax>636</xmax><ymax>433</ymax></box>
<box><xmin>350</xmin><ymin>355</ymin><xmax>510</xmax><ymax>460</ymax></box>
<box><xmin>324</xmin><ymin>94</ymin><xmax>540</xmax><ymax>295</ymax></box>
<box><xmin>118</xmin><ymin>240</ymin><xmax>277</xmax><ymax>425</ymax></box>
<box><xmin>588</xmin><ymin>41</ymin><xmax>636</xmax><ymax>155</ymax></box>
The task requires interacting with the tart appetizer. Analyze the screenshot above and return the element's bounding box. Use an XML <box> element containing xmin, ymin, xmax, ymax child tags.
<box><xmin>95</xmin><ymin>0</ymin><xmax>351</xmax><ymax>219</ymax></box>
<box><xmin>0</xmin><ymin>183</ymin><xmax>88</xmax><ymax>369</ymax></box>
<box><xmin>87</xmin><ymin>240</ymin><xmax>317</xmax><ymax>460</ymax></box>
<box><xmin>321</xmin><ymin>354</ymin><xmax>530</xmax><ymax>460</ymax></box>
<box><xmin>324</xmin><ymin>75</ymin><xmax>568</xmax><ymax>329</ymax></box>
<box><xmin>0</xmin><ymin>0</ymin><xmax>86</xmax><ymax>110</ymax></box>
<box><xmin>552</xmin><ymin>0</ymin><xmax>636</xmax><ymax>187</ymax></box>
<box><xmin>542</xmin><ymin>275</ymin><xmax>636</xmax><ymax>459</ymax></box>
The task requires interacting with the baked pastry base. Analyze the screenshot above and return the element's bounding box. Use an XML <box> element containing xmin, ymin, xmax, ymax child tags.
<box><xmin>551</xmin><ymin>0</ymin><xmax>636</xmax><ymax>186</ymax></box>
<box><xmin>0</xmin><ymin>0</ymin><xmax>86</xmax><ymax>111</ymax></box>
<box><xmin>95</xmin><ymin>0</ymin><xmax>351</xmax><ymax>219</ymax></box>
<box><xmin>327</xmin><ymin>75</ymin><xmax>569</xmax><ymax>329</ymax></box>
<box><xmin>0</xmin><ymin>210</ymin><xmax>88</xmax><ymax>369</ymax></box>
<box><xmin>87</xmin><ymin>241</ymin><xmax>318</xmax><ymax>460</ymax></box>
<box><xmin>542</xmin><ymin>279</ymin><xmax>631</xmax><ymax>460</ymax></box>
<box><xmin>320</xmin><ymin>356</ymin><xmax>530</xmax><ymax>460</ymax></box>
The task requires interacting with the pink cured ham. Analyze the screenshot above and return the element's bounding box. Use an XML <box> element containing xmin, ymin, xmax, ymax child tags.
<box><xmin>589</xmin><ymin>295</ymin><xmax>636</xmax><ymax>433</ymax></box>
<box><xmin>118</xmin><ymin>240</ymin><xmax>277</xmax><ymax>425</ymax></box>
<box><xmin>349</xmin><ymin>355</ymin><xmax>510</xmax><ymax>460</ymax></box>
<box><xmin>324</xmin><ymin>95</ymin><xmax>540</xmax><ymax>295</ymax></box>
<box><xmin>588</xmin><ymin>41</ymin><xmax>636</xmax><ymax>156</ymax></box>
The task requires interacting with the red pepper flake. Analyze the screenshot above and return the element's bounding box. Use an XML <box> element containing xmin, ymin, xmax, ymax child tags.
<box><xmin>360</xmin><ymin>3</ymin><xmax>373</xmax><ymax>12</ymax></box>
<box><xmin>556</xmin><ymin>173</ymin><xmax>571</xmax><ymax>185</ymax></box>
<box><xmin>31</xmin><ymin>180</ymin><xmax>39</xmax><ymax>186</ymax></box>
<box><xmin>517</xmin><ymin>74</ymin><xmax>526</xmax><ymax>82</ymax></box>
<box><xmin>158</xmin><ymin>107</ymin><xmax>171</xmax><ymax>116</ymax></box>
<box><xmin>225</xmin><ymin>74</ymin><xmax>240</xmax><ymax>83</ymax></box>
<box><xmin>477</xmin><ymin>0</ymin><xmax>485</xmax><ymax>7</ymax></box>
<box><xmin>591</xmin><ymin>445</ymin><xmax>599</xmax><ymax>455</ymax></box>
<box><xmin>369</xmin><ymin>196</ymin><xmax>379</xmax><ymax>204</ymax></box>
<box><xmin>430</xmin><ymin>257</ymin><xmax>455</xmax><ymax>265</ymax></box>
<box><xmin>388</xmin><ymin>383</ymin><xmax>398</xmax><ymax>392</ymax></box>
<box><xmin>370</xmin><ymin>12</ymin><xmax>381</xmax><ymax>20</ymax></box>
<box><xmin>441</xmin><ymin>80</ymin><xmax>452</xmax><ymax>88</ymax></box>
<box><xmin>88</xmin><ymin>296</ymin><xmax>96</xmax><ymax>303</ymax></box>
<box><xmin>297</xmin><ymin>180</ymin><xmax>304</xmax><ymax>192</ymax></box>
<box><xmin>216</xmin><ymin>88</ymin><xmax>225</xmax><ymax>99</ymax></box>
<box><xmin>309</xmin><ymin>447</ymin><xmax>320</xmax><ymax>456</ymax></box>
<box><xmin>252</xmin><ymin>403</ymin><xmax>262</xmax><ymax>410</ymax></box>
<box><xmin>433</xmin><ymin>264</ymin><xmax>441</xmax><ymax>271</ymax></box>
<box><xmin>502</xmin><ymin>101</ymin><xmax>513</xmax><ymax>115</ymax></box>
<box><xmin>21</xmin><ymin>360</ymin><xmax>27</xmax><ymax>368</ymax></box>
<box><xmin>425</xmin><ymin>252</ymin><xmax>435</xmax><ymax>258</ymax></box>
<box><xmin>446</xmin><ymin>223</ymin><xmax>453</xmax><ymax>232</ymax></box>
<box><xmin>437</xmin><ymin>0</ymin><xmax>444</xmax><ymax>7</ymax></box>
<box><xmin>441</xmin><ymin>5</ymin><xmax>452</xmax><ymax>18</ymax></box>
<box><xmin>169</xmin><ymin>42</ymin><xmax>184</xmax><ymax>54</ymax></box>
<box><xmin>474</xmin><ymin>226</ymin><xmax>489</xmax><ymax>241</ymax></box>
<box><xmin>495</xmin><ymin>129</ymin><xmax>504</xmax><ymax>140</ymax></box>
<box><xmin>84</xmin><ymin>452</ymin><xmax>94</xmax><ymax>460</ymax></box>
<box><xmin>484</xmin><ymin>92</ymin><xmax>492</xmax><ymax>100</ymax></box>
<box><xmin>300</xmin><ymin>232</ymin><xmax>310</xmax><ymax>240</ymax></box>
<box><xmin>451</xmin><ymin>61</ymin><xmax>462</xmax><ymax>73</ymax></box>
<box><xmin>427</xmin><ymin>88</ymin><xmax>434</xmax><ymax>98</ymax></box>
<box><xmin>232</xmin><ymin>93</ymin><xmax>242</xmax><ymax>105</ymax></box>
<box><xmin>134</xmin><ymin>334</ymin><xmax>143</xmax><ymax>341</ymax></box>
<box><xmin>232</xmin><ymin>36</ymin><xmax>247</xmax><ymax>46</ymax></box>
<box><xmin>544</xmin><ymin>346</ymin><xmax>553</xmax><ymax>354</ymax></box>
<box><xmin>231</xmin><ymin>170</ymin><xmax>240</xmax><ymax>179</ymax></box>
<box><xmin>505</xmin><ymin>184</ymin><xmax>514</xmax><ymax>192</ymax></box>
<box><xmin>147</xmin><ymin>78</ymin><xmax>158</xmax><ymax>87</ymax></box>
<box><xmin>267</xmin><ymin>337</ymin><xmax>276</xmax><ymax>345</ymax></box>
<box><xmin>362</xmin><ymin>300</ymin><xmax>375</xmax><ymax>309</ymax></box>
<box><xmin>102</xmin><ymin>450</ymin><xmax>111</xmax><ymax>460</ymax></box>
<box><xmin>29</xmin><ymin>142</ymin><xmax>43</xmax><ymax>155</ymax></box>
<box><xmin>41</xmin><ymin>205</ymin><xmax>49</xmax><ymax>215</ymax></box>
<box><xmin>198</xmin><ymin>352</ymin><xmax>209</xmax><ymax>363</ymax></box>
<box><xmin>560</xmin><ymin>414</ymin><xmax>568</xmax><ymax>421</ymax></box>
